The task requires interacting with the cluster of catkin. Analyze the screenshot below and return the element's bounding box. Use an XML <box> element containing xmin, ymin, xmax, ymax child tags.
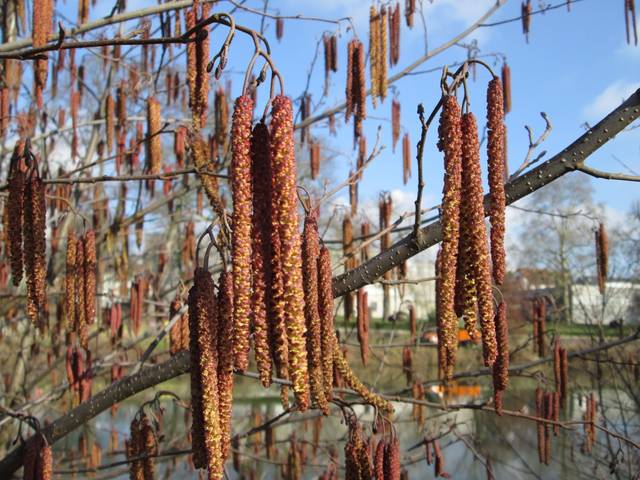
<box><xmin>583</xmin><ymin>393</ymin><xmax>597</xmax><ymax>453</ymax></box>
<box><xmin>595</xmin><ymin>222</ymin><xmax>608</xmax><ymax>294</ymax></box>
<box><xmin>626</xmin><ymin>0</ymin><xmax>638</xmax><ymax>45</ymax></box>
<box><xmin>532</xmin><ymin>297</ymin><xmax>546</xmax><ymax>357</ymax></box>
<box><xmin>369</xmin><ymin>6</ymin><xmax>389</xmax><ymax>107</ymax></box>
<box><xmin>126</xmin><ymin>413</ymin><xmax>157</xmax><ymax>480</ymax></box>
<box><xmin>436</xmin><ymin>76</ymin><xmax>507</xmax><ymax>381</ymax></box>
<box><xmin>374</xmin><ymin>436</ymin><xmax>401</xmax><ymax>480</ymax></box>
<box><xmin>64</xmin><ymin>230</ymin><xmax>96</xmax><ymax>349</ymax></box>
<box><xmin>345</xmin><ymin>39</ymin><xmax>366</xmax><ymax>142</ymax></box>
<box><xmin>6</xmin><ymin>141</ymin><xmax>47</xmax><ymax>329</ymax></box>
<box><xmin>22</xmin><ymin>433</ymin><xmax>52</xmax><ymax>480</ymax></box>
<box><xmin>535</xmin><ymin>387</ymin><xmax>560</xmax><ymax>465</ymax></box>
<box><xmin>323</xmin><ymin>33</ymin><xmax>338</xmax><ymax>95</ymax></box>
<box><xmin>553</xmin><ymin>339</ymin><xmax>569</xmax><ymax>408</ymax></box>
<box><xmin>65</xmin><ymin>344</ymin><xmax>92</xmax><ymax>406</ymax></box>
<box><xmin>169</xmin><ymin>292</ymin><xmax>189</xmax><ymax>355</ymax></box>
<box><xmin>344</xmin><ymin>418</ymin><xmax>372</xmax><ymax>479</ymax></box>
<box><xmin>389</xmin><ymin>3</ymin><xmax>401</xmax><ymax>67</ymax></box>
<box><xmin>425</xmin><ymin>438</ymin><xmax>448</xmax><ymax>478</ymax></box>
<box><xmin>188</xmin><ymin>267</ymin><xmax>233</xmax><ymax>477</ymax></box>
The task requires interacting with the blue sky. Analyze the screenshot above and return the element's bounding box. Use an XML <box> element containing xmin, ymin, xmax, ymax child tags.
<box><xmin>56</xmin><ymin>0</ymin><xmax>639</xmax><ymax>222</ymax></box>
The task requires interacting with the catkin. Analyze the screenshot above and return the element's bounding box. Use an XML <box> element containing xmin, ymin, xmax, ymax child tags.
<box><xmin>24</xmin><ymin>165</ymin><xmax>47</xmax><ymax>329</ymax></box>
<box><xmin>492</xmin><ymin>301</ymin><xmax>509</xmax><ymax>415</ymax></box>
<box><xmin>436</xmin><ymin>96</ymin><xmax>463</xmax><ymax>380</ymax></box>
<box><xmin>522</xmin><ymin>0</ymin><xmax>532</xmax><ymax>42</ymax></box>
<box><xmin>461</xmin><ymin>113</ymin><xmax>496</xmax><ymax>367</ymax></box>
<box><xmin>140</xmin><ymin>414</ymin><xmax>157</xmax><ymax>480</ymax></box>
<box><xmin>356</xmin><ymin>289</ymin><xmax>369</xmax><ymax>366</ymax></box>
<box><xmin>384</xmin><ymin>436</ymin><xmax>401</xmax><ymax>480</ymax></box>
<box><xmin>405</xmin><ymin>0</ymin><xmax>416</xmax><ymax>28</ymax></box>
<box><xmin>302</xmin><ymin>212</ymin><xmax>329</xmax><ymax>414</ymax></box>
<box><xmin>84</xmin><ymin>230</ymin><xmax>96</xmax><ymax>325</ymax></box>
<box><xmin>596</xmin><ymin>222</ymin><xmax>608</xmax><ymax>294</ymax></box>
<box><xmin>317</xmin><ymin>246</ymin><xmax>335</xmax><ymax>401</ymax></box>
<box><xmin>217</xmin><ymin>271</ymin><xmax>234</xmax><ymax>463</ymax></box>
<box><xmin>231</xmin><ymin>95</ymin><xmax>254</xmax><ymax>372</ymax></box>
<box><xmin>501</xmin><ymin>63</ymin><xmax>511</xmax><ymax>115</ymax></box>
<box><xmin>487</xmin><ymin>78</ymin><xmax>507</xmax><ymax>285</ymax></box>
<box><xmin>345</xmin><ymin>39</ymin><xmax>366</xmax><ymax>142</ymax></box>
<box><xmin>332</xmin><ymin>331</ymin><xmax>393</xmax><ymax>413</ymax></box>
<box><xmin>626</xmin><ymin>0</ymin><xmax>638</xmax><ymax>45</ymax></box>
<box><xmin>190</xmin><ymin>132</ymin><xmax>223</xmax><ymax>215</ymax></box>
<box><xmin>389</xmin><ymin>2</ymin><xmax>401</xmax><ymax>67</ymax></box>
<box><xmin>402</xmin><ymin>132</ymin><xmax>411</xmax><ymax>185</ymax></box>
<box><xmin>146</xmin><ymin>96</ymin><xmax>162</xmax><ymax>186</ymax></box>
<box><xmin>8</xmin><ymin>143</ymin><xmax>25</xmax><ymax>286</ymax></box>
<box><xmin>270</xmin><ymin>95</ymin><xmax>310</xmax><ymax>410</ymax></box>
<box><xmin>127</xmin><ymin>418</ymin><xmax>144</xmax><ymax>480</ymax></box>
<box><xmin>214</xmin><ymin>88</ymin><xmax>229</xmax><ymax>155</ymax></box>
<box><xmin>32</xmin><ymin>0</ymin><xmax>53</xmax><ymax>108</ymax></box>
<box><xmin>106</xmin><ymin>94</ymin><xmax>115</xmax><ymax>154</ymax></box>
<box><xmin>276</xmin><ymin>17</ymin><xmax>284</xmax><ymax>40</ymax></box>
<box><xmin>250</xmin><ymin>121</ymin><xmax>274</xmax><ymax>387</ymax></box>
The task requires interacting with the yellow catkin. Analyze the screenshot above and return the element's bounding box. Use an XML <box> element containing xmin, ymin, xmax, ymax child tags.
<box><xmin>270</xmin><ymin>95</ymin><xmax>310</xmax><ymax>410</ymax></box>
<box><xmin>231</xmin><ymin>95</ymin><xmax>254</xmax><ymax>372</ymax></box>
<box><xmin>146</xmin><ymin>97</ymin><xmax>162</xmax><ymax>176</ymax></box>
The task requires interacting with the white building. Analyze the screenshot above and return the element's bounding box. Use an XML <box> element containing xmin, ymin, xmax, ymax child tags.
<box><xmin>571</xmin><ymin>279</ymin><xmax>640</xmax><ymax>325</ymax></box>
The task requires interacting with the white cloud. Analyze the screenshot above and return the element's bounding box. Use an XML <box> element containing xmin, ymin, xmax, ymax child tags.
<box><xmin>582</xmin><ymin>80</ymin><xmax>640</xmax><ymax>121</ymax></box>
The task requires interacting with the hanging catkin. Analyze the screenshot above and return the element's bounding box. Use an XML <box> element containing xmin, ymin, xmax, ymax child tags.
<box><xmin>501</xmin><ymin>63</ymin><xmax>511</xmax><ymax>115</ymax></box>
<box><xmin>23</xmin><ymin>163</ymin><xmax>47</xmax><ymax>329</ymax></box>
<box><xmin>214</xmin><ymin>88</ymin><xmax>229</xmax><ymax>155</ymax></box>
<box><xmin>402</xmin><ymin>132</ymin><xmax>411</xmax><ymax>185</ymax></box>
<box><xmin>345</xmin><ymin>39</ymin><xmax>366</xmax><ymax>142</ymax></box>
<box><xmin>436</xmin><ymin>96</ymin><xmax>463</xmax><ymax>380</ymax></box>
<box><xmin>190</xmin><ymin>132</ymin><xmax>223</xmax><ymax>215</ymax></box>
<box><xmin>32</xmin><ymin>0</ymin><xmax>53</xmax><ymax>107</ymax></box>
<box><xmin>7</xmin><ymin>142</ymin><xmax>25</xmax><ymax>286</ymax></box>
<box><xmin>189</xmin><ymin>267</ymin><xmax>222</xmax><ymax>477</ymax></box>
<box><xmin>317</xmin><ymin>245</ymin><xmax>335</xmax><ymax>401</ymax></box>
<box><xmin>216</xmin><ymin>271</ymin><xmax>234</xmax><ymax>463</ymax></box>
<box><xmin>596</xmin><ymin>222</ymin><xmax>608</xmax><ymax>294</ymax></box>
<box><xmin>487</xmin><ymin>78</ymin><xmax>507</xmax><ymax>286</ymax></box>
<box><xmin>250</xmin><ymin>121</ymin><xmax>274</xmax><ymax>387</ymax></box>
<box><xmin>492</xmin><ymin>301</ymin><xmax>509</xmax><ymax>415</ymax></box>
<box><xmin>392</xmin><ymin>99</ymin><xmax>401</xmax><ymax>152</ymax></box>
<box><xmin>405</xmin><ymin>0</ymin><xmax>416</xmax><ymax>27</ymax></box>
<box><xmin>146</xmin><ymin>96</ymin><xmax>162</xmax><ymax>178</ymax></box>
<box><xmin>75</xmin><ymin>240</ymin><xmax>88</xmax><ymax>348</ymax></box>
<box><xmin>302</xmin><ymin>211</ymin><xmax>329</xmax><ymax>414</ymax></box>
<box><xmin>84</xmin><ymin>230</ymin><xmax>96</xmax><ymax>325</ymax></box>
<box><xmin>231</xmin><ymin>95</ymin><xmax>254</xmax><ymax>372</ymax></box>
<box><xmin>356</xmin><ymin>288</ymin><xmax>369</xmax><ymax>366</ymax></box>
<box><xmin>270</xmin><ymin>95</ymin><xmax>310</xmax><ymax>410</ymax></box>
<box><xmin>389</xmin><ymin>3</ymin><xmax>401</xmax><ymax>67</ymax></box>
<box><xmin>626</xmin><ymin>0</ymin><xmax>638</xmax><ymax>45</ymax></box>
<box><xmin>461</xmin><ymin>112</ymin><xmax>497</xmax><ymax>367</ymax></box>
<box><xmin>384</xmin><ymin>436</ymin><xmax>401</xmax><ymax>480</ymax></box>
<box><xmin>522</xmin><ymin>1</ymin><xmax>532</xmax><ymax>42</ymax></box>
<box><xmin>276</xmin><ymin>17</ymin><xmax>284</xmax><ymax>40</ymax></box>
<box><xmin>106</xmin><ymin>94</ymin><xmax>115</xmax><ymax>154</ymax></box>
<box><xmin>310</xmin><ymin>141</ymin><xmax>321</xmax><ymax>180</ymax></box>
<box><xmin>64</xmin><ymin>234</ymin><xmax>77</xmax><ymax>332</ymax></box>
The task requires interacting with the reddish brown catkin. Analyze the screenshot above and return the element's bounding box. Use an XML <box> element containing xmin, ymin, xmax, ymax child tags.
<box><xmin>501</xmin><ymin>63</ymin><xmax>511</xmax><ymax>115</ymax></box>
<box><xmin>560</xmin><ymin>347</ymin><xmax>568</xmax><ymax>407</ymax></box>
<box><xmin>106</xmin><ymin>93</ymin><xmax>115</xmax><ymax>154</ymax></box>
<box><xmin>8</xmin><ymin>144</ymin><xmax>25</xmax><ymax>286</ymax></box>
<box><xmin>217</xmin><ymin>271</ymin><xmax>234</xmax><ymax>463</ymax></box>
<box><xmin>434</xmin><ymin>439</ymin><xmax>447</xmax><ymax>477</ymax></box>
<box><xmin>392</xmin><ymin>98</ymin><xmax>401</xmax><ymax>152</ymax></box>
<box><xmin>32</xmin><ymin>0</ymin><xmax>53</xmax><ymax>108</ymax></box>
<box><xmin>374</xmin><ymin>440</ymin><xmax>385</xmax><ymax>479</ymax></box>
<box><xmin>535</xmin><ymin>387</ymin><xmax>545</xmax><ymax>463</ymax></box>
<box><xmin>354</xmin><ymin>40</ymin><xmax>366</xmax><ymax>142</ymax></box>
<box><xmin>187</xmin><ymin>270</ymin><xmax>207</xmax><ymax>469</ymax></box>
<box><xmin>356</xmin><ymin>289</ymin><xmax>369</xmax><ymax>366</ymax></box>
<box><xmin>385</xmin><ymin>436</ymin><xmax>401</xmax><ymax>480</ymax></box>
<box><xmin>270</xmin><ymin>95</ymin><xmax>310</xmax><ymax>410</ymax></box>
<box><xmin>64</xmin><ymin>234</ymin><xmax>77</xmax><ymax>332</ymax></box>
<box><xmin>302</xmin><ymin>211</ymin><xmax>329</xmax><ymax>414</ymax></box>
<box><xmin>24</xmin><ymin>165</ymin><xmax>47</xmax><ymax>329</ymax></box>
<box><xmin>250</xmin><ymin>121</ymin><xmax>274</xmax><ymax>387</ymax></box>
<box><xmin>461</xmin><ymin>112</ymin><xmax>497</xmax><ymax>367</ymax></box>
<box><xmin>193</xmin><ymin>267</ymin><xmax>223</xmax><ymax>477</ymax></box>
<box><xmin>596</xmin><ymin>222</ymin><xmax>608</xmax><ymax>294</ymax></box>
<box><xmin>626</xmin><ymin>0</ymin><xmax>639</xmax><ymax>46</ymax></box>
<box><xmin>345</xmin><ymin>39</ymin><xmax>355</xmax><ymax>122</ymax></box>
<box><xmin>84</xmin><ymin>230</ymin><xmax>96</xmax><ymax>325</ymax></box>
<box><xmin>127</xmin><ymin>418</ymin><xmax>144</xmax><ymax>480</ymax></box>
<box><xmin>405</xmin><ymin>0</ymin><xmax>416</xmax><ymax>27</ymax></box>
<box><xmin>317</xmin><ymin>246</ymin><xmax>335</xmax><ymax>400</ymax></box>
<box><xmin>140</xmin><ymin>414</ymin><xmax>157</xmax><ymax>480</ymax></box>
<box><xmin>146</xmin><ymin>96</ymin><xmax>162</xmax><ymax>179</ymax></box>
<box><xmin>487</xmin><ymin>77</ymin><xmax>507</xmax><ymax>285</ymax></box>
<box><xmin>75</xmin><ymin>238</ymin><xmax>87</xmax><ymax>347</ymax></box>
<box><xmin>522</xmin><ymin>0</ymin><xmax>532</xmax><ymax>42</ymax></box>
<box><xmin>402</xmin><ymin>132</ymin><xmax>411</xmax><ymax>185</ymax></box>
<box><xmin>231</xmin><ymin>95</ymin><xmax>254</xmax><ymax>372</ymax></box>
<box><xmin>369</xmin><ymin>6</ymin><xmax>381</xmax><ymax>106</ymax></box>
<box><xmin>436</xmin><ymin>96</ymin><xmax>463</xmax><ymax>380</ymax></box>
<box><xmin>492</xmin><ymin>301</ymin><xmax>509</xmax><ymax>415</ymax></box>
<box><xmin>390</xmin><ymin>2</ymin><xmax>401</xmax><ymax>67</ymax></box>
<box><xmin>276</xmin><ymin>17</ymin><xmax>284</xmax><ymax>40</ymax></box>
<box><xmin>169</xmin><ymin>294</ymin><xmax>183</xmax><ymax>356</ymax></box>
